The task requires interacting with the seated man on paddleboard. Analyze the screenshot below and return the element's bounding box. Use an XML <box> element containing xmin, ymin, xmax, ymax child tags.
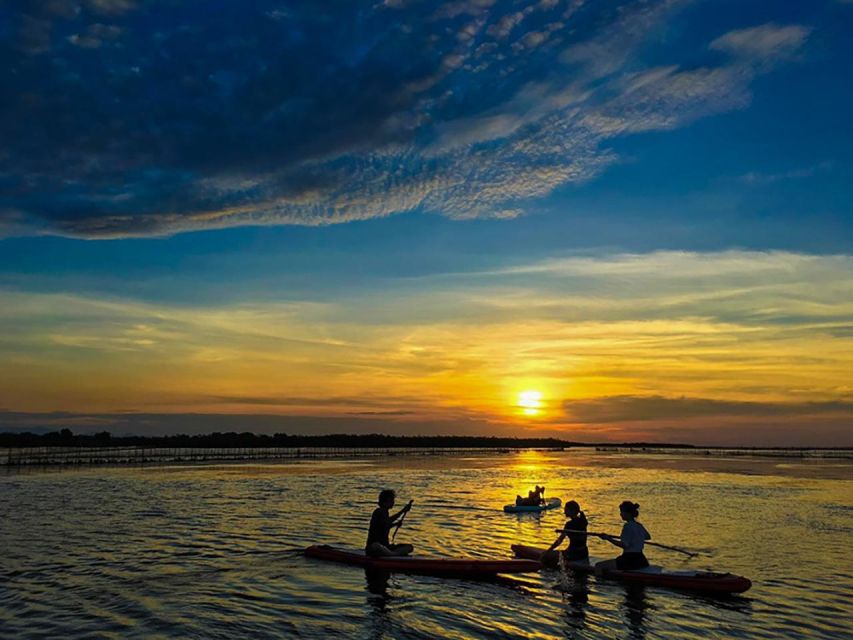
<box><xmin>366</xmin><ymin>489</ymin><xmax>414</xmax><ymax>557</ymax></box>
<box><xmin>547</xmin><ymin>500</ymin><xmax>589</xmax><ymax>562</ymax></box>
<box><xmin>595</xmin><ymin>500</ymin><xmax>651</xmax><ymax>573</ymax></box>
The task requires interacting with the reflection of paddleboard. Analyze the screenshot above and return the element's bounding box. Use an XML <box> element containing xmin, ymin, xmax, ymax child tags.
<box><xmin>503</xmin><ymin>497</ymin><xmax>562</xmax><ymax>513</ymax></box>
<box><xmin>305</xmin><ymin>545</ymin><xmax>540</xmax><ymax>576</ymax></box>
<box><xmin>511</xmin><ymin>544</ymin><xmax>752</xmax><ymax>594</ymax></box>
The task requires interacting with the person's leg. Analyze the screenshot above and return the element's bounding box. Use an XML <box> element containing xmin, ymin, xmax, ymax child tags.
<box><xmin>366</xmin><ymin>542</ymin><xmax>395</xmax><ymax>557</ymax></box>
<box><xmin>565</xmin><ymin>549</ymin><xmax>590</xmax><ymax>563</ymax></box>
<box><xmin>616</xmin><ymin>553</ymin><xmax>648</xmax><ymax>570</ymax></box>
<box><xmin>387</xmin><ymin>543</ymin><xmax>414</xmax><ymax>556</ymax></box>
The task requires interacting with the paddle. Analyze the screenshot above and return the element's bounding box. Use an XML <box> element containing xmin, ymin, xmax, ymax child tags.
<box><xmin>392</xmin><ymin>500</ymin><xmax>414</xmax><ymax>543</ymax></box>
<box><xmin>555</xmin><ymin>528</ymin><xmax>700</xmax><ymax>558</ymax></box>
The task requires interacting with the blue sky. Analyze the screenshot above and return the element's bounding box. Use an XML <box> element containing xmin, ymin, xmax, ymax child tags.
<box><xmin>1</xmin><ymin>0</ymin><xmax>851</xmax><ymax>445</ymax></box>
<box><xmin>2</xmin><ymin>0</ymin><xmax>850</xmax><ymax>245</ymax></box>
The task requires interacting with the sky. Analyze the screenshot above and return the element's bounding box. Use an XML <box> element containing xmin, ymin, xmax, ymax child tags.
<box><xmin>1</xmin><ymin>0</ymin><xmax>851</xmax><ymax>446</ymax></box>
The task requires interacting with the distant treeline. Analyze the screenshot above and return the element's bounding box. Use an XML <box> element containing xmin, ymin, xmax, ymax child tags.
<box><xmin>0</xmin><ymin>429</ymin><xmax>697</xmax><ymax>449</ymax></box>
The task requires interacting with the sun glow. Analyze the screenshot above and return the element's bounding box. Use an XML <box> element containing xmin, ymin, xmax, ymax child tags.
<box><xmin>517</xmin><ymin>390</ymin><xmax>543</xmax><ymax>417</ymax></box>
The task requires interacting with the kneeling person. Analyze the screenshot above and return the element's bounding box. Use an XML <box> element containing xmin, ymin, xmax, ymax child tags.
<box><xmin>595</xmin><ymin>500</ymin><xmax>650</xmax><ymax>573</ymax></box>
<box><xmin>547</xmin><ymin>500</ymin><xmax>589</xmax><ymax>563</ymax></box>
<box><xmin>366</xmin><ymin>489</ymin><xmax>414</xmax><ymax>557</ymax></box>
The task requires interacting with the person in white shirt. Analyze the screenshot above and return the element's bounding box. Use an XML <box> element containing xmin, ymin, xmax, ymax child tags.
<box><xmin>595</xmin><ymin>501</ymin><xmax>651</xmax><ymax>573</ymax></box>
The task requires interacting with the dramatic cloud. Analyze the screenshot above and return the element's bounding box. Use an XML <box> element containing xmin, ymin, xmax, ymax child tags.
<box><xmin>0</xmin><ymin>1</ymin><xmax>811</xmax><ymax>237</ymax></box>
<box><xmin>0</xmin><ymin>411</ymin><xmax>502</xmax><ymax>438</ymax></box>
<box><xmin>563</xmin><ymin>395</ymin><xmax>853</xmax><ymax>423</ymax></box>
<box><xmin>1</xmin><ymin>250</ymin><xmax>850</xmax><ymax>445</ymax></box>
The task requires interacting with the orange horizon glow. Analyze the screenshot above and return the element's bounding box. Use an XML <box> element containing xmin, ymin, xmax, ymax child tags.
<box><xmin>1</xmin><ymin>251</ymin><xmax>851</xmax><ymax>445</ymax></box>
<box><xmin>517</xmin><ymin>390</ymin><xmax>544</xmax><ymax>417</ymax></box>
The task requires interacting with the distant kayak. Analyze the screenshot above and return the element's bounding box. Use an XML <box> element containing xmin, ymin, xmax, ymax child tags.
<box><xmin>511</xmin><ymin>544</ymin><xmax>751</xmax><ymax>594</ymax></box>
<box><xmin>305</xmin><ymin>545</ymin><xmax>541</xmax><ymax>576</ymax></box>
<box><xmin>504</xmin><ymin>497</ymin><xmax>562</xmax><ymax>513</ymax></box>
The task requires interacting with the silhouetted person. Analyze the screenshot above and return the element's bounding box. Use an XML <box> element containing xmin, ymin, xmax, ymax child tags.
<box><xmin>515</xmin><ymin>485</ymin><xmax>546</xmax><ymax>506</ymax></box>
<box><xmin>365</xmin><ymin>489</ymin><xmax>414</xmax><ymax>557</ymax></box>
<box><xmin>595</xmin><ymin>501</ymin><xmax>651</xmax><ymax>573</ymax></box>
<box><xmin>548</xmin><ymin>500</ymin><xmax>589</xmax><ymax>562</ymax></box>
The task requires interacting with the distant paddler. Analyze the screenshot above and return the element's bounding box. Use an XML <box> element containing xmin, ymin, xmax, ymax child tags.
<box><xmin>594</xmin><ymin>501</ymin><xmax>651</xmax><ymax>573</ymax></box>
<box><xmin>515</xmin><ymin>485</ymin><xmax>546</xmax><ymax>507</ymax></box>
<box><xmin>546</xmin><ymin>500</ymin><xmax>589</xmax><ymax>562</ymax></box>
<box><xmin>365</xmin><ymin>489</ymin><xmax>414</xmax><ymax>558</ymax></box>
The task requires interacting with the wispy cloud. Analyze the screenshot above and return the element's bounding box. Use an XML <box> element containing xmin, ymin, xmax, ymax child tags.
<box><xmin>0</xmin><ymin>409</ymin><xmax>513</xmax><ymax>438</ymax></box>
<box><xmin>85</xmin><ymin>0</ymin><xmax>135</xmax><ymax>16</ymax></box>
<box><xmin>0</xmin><ymin>1</ymin><xmax>813</xmax><ymax>237</ymax></box>
<box><xmin>739</xmin><ymin>162</ymin><xmax>831</xmax><ymax>184</ymax></box>
<box><xmin>563</xmin><ymin>395</ymin><xmax>853</xmax><ymax>423</ymax></box>
<box><xmin>1</xmin><ymin>250</ymin><xmax>850</xmax><ymax>444</ymax></box>
<box><xmin>67</xmin><ymin>23</ymin><xmax>122</xmax><ymax>49</ymax></box>
<box><xmin>710</xmin><ymin>23</ymin><xmax>812</xmax><ymax>66</ymax></box>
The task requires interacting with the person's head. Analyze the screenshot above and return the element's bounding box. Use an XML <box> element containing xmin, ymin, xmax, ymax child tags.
<box><xmin>619</xmin><ymin>500</ymin><xmax>640</xmax><ymax>521</ymax></box>
<box><xmin>565</xmin><ymin>500</ymin><xmax>581</xmax><ymax>517</ymax></box>
<box><xmin>378</xmin><ymin>489</ymin><xmax>396</xmax><ymax>509</ymax></box>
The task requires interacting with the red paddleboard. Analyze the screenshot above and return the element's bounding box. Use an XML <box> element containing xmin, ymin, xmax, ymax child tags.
<box><xmin>305</xmin><ymin>545</ymin><xmax>541</xmax><ymax>576</ymax></box>
<box><xmin>511</xmin><ymin>544</ymin><xmax>751</xmax><ymax>594</ymax></box>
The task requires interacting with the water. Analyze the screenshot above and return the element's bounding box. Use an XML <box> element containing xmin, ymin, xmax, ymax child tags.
<box><xmin>1</xmin><ymin>450</ymin><xmax>851</xmax><ymax>639</ymax></box>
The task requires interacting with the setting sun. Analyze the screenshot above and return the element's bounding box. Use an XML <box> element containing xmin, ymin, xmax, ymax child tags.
<box><xmin>517</xmin><ymin>390</ymin><xmax>543</xmax><ymax>417</ymax></box>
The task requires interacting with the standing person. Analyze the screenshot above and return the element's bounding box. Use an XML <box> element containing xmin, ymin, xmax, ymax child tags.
<box><xmin>547</xmin><ymin>500</ymin><xmax>589</xmax><ymax>562</ymax></box>
<box><xmin>595</xmin><ymin>501</ymin><xmax>651</xmax><ymax>573</ymax></box>
<box><xmin>365</xmin><ymin>489</ymin><xmax>414</xmax><ymax>557</ymax></box>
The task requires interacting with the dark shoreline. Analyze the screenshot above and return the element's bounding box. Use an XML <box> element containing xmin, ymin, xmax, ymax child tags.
<box><xmin>3</xmin><ymin>429</ymin><xmax>852</xmax><ymax>451</ymax></box>
<box><xmin>1</xmin><ymin>430</ymin><xmax>851</xmax><ymax>466</ymax></box>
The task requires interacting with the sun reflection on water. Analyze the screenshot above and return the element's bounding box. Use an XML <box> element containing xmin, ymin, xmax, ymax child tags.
<box><xmin>1</xmin><ymin>451</ymin><xmax>851</xmax><ymax>639</ymax></box>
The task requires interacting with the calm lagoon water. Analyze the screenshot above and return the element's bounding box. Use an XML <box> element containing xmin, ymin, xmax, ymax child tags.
<box><xmin>1</xmin><ymin>450</ymin><xmax>851</xmax><ymax>639</ymax></box>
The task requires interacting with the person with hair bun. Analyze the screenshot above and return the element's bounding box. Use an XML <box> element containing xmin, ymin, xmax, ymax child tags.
<box><xmin>595</xmin><ymin>500</ymin><xmax>651</xmax><ymax>573</ymax></box>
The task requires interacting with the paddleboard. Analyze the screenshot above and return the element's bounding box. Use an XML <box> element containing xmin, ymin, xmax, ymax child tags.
<box><xmin>305</xmin><ymin>545</ymin><xmax>541</xmax><ymax>576</ymax></box>
<box><xmin>503</xmin><ymin>497</ymin><xmax>562</xmax><ymax>513</ymax></box>
<box><xmin>511</xmin><ymin>544</ymin><xmax>751</xmax><ymax>594</ymax></box>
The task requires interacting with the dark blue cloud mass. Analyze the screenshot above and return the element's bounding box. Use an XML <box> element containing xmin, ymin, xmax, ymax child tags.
<box><xmin>0</xmin><ymin>0</ymin><xmax>816</xmax><ymax>237</ymax></box>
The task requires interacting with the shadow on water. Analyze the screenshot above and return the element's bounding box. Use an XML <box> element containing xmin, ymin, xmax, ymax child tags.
<box><xmin>556</xmin><ymin>569</ymin><xmax>733</xmax><ymax>640</ymax></box>
<box><xmin>555</xmin><ymin>578</ymin><xmax>652</xmax><ymax>640</ymax></box>
<box><xmin>691</xmin><ymin>591</ymin><xmax>753</xmax><ymax>613</ymax></box>
<box><xmin>559</xmin><ymin>572</ymin><xmax>752</xmax><ymax>640</ymax></box>
<box><xmin>362</xmin><ymin>568</ymin><xmax>540</xmax><ymax>639</ymax></box>
<box><xmin>559</xmin><ymin>571</ymin><xmax>590</xmax><ymax>639</ymax></box>
<box><xmin>364</xmin><ymin>569</ymin><xmax>394</xmax><ymax>640</ymax></box>
<box><xmin>622</xmin><ymin>584</ymin><xmax>650</xmax><ymax>640</ymax></box>
<box><xmin>617</xmin><ymin>584</ymin><xmax>751</xmax><ymax>639</ymax></box>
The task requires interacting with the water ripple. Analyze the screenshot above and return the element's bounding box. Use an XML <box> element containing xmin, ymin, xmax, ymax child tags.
<box><xmin>1</xmin><ymin>452</ymin><xmax>851</xmax><ymax>638</ymax></box>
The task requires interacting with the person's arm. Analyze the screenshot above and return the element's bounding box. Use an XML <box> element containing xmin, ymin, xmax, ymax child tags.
<box><xmin>547</xmin><ymin>532</ymin><xmax>566</xmax><ymax>552</ymax></box>
<box><xmin>390</xmin><ymin>500</ymin><xmax>413</xmax><ymax>523</ymax></box>
<box><xmin>604</xmin><ymin>523</ymin><xmax>629</xmax><ymax>549</ymax></box>
<box><xmin>603</xmin><ymin>534</ymin><xmax>624</xmax><ymax>548</ymax></box>
<box><xmin>642</xmin><ymin>524</ymin><xmax>651</xmax><ymax>541</ymax></box>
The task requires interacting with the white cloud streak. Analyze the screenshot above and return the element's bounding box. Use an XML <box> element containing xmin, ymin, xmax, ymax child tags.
<box><xmin>1</xmin><ymin>250</ymin><xmax>850</xmax><ymax>404</ymax></box>
<box><xmin>4</xmin><ymin>2</ymin><xmax>815</xmax><ymax>237</ymax></box>
<box><xmin>174</xmin><ymin>17</ymin><xmax>812</xmax><ymax>234</ymax></box>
